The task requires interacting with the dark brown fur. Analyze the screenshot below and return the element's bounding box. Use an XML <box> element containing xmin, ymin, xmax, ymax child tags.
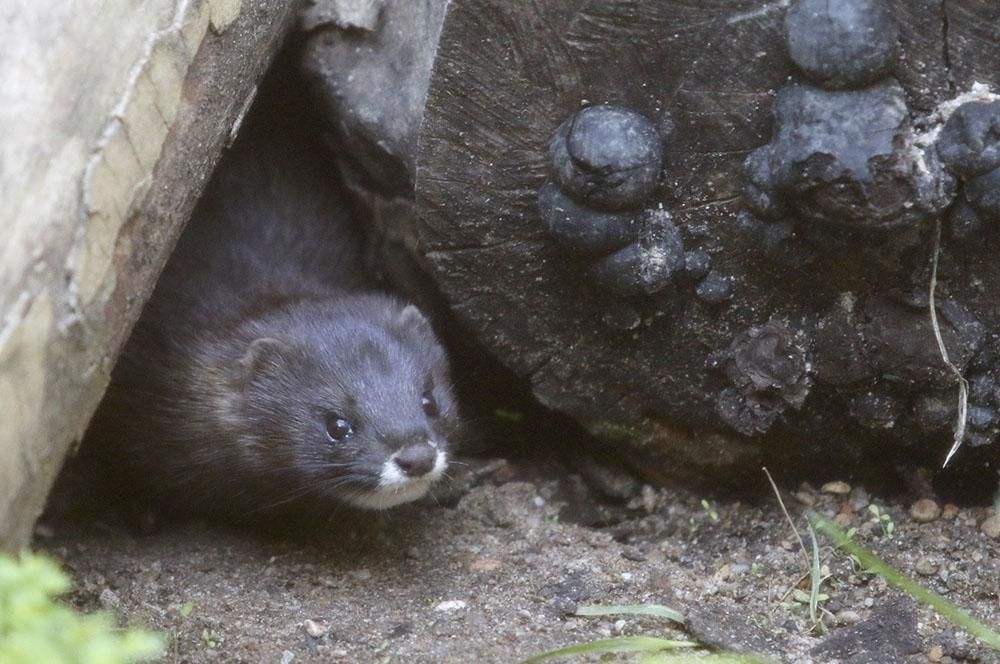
<box><xmin>82</xmin><ymin>84</ymin><xmax>458</xmax><ymax>522</ymax></box>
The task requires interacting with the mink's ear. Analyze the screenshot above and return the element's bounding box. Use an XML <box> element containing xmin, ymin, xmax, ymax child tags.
<box><xmin>235</xmin><ymin>337</ymin><xmax>290</xmax><ymax>386</ymax></box>
<box><xmin>395</xmin><ymin>304</ymin><xmax>432</xmax><ymax>332</ymax></box>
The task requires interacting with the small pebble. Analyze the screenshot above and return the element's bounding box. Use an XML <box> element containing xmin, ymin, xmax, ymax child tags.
<box><xmin>728</xmin><ymin>563</ymin><xmax>750</xmax><ymax>578</ymax></box>
<box><xmin>434</xmin><ymin>600</ymin><xmax>467</xmax><ymax>613</ymax></box>
<box><xmin>621</xmin><ymin>548</ymin><xmax>646</xmax><ymax>562</ymax></box>
<box><xmin>941</xmin><ymin>503</ymin><xmax>959</xmax><ymax>520</ymax></box>
<box><xmin>349</xmin><ymin>569</ymin><xmax>372</xmax><ymax>582</ymax></box>
<box><xmin>641</xmin><ymin>485</ymin><xmax>658</xmax><ymax>514</ymax></box>
<box><xmin>304</xmin><ymin>619</ymin><xmax>328</xmax><ymax>638</ymax></box>
<box><xmin>99</xmin><ymin>588</ymin><xmax>122</xmax><ymax>613</ymax></box>
<box><xmin>533</xmin><ymin>495</ymin><xmax>546</xmax><ymax>508</ymax></box>
<box><xmin>981</xmin><ymin>515</ymin><xmax>1000</xmax><ymax>539</ymax></box>
<box><xmin>910</xmin><ymin>498</ymin><xmax>941</xmax><ymax>523</ymax></box>
<box><xmin>848</xmin><ymin>487</ymin><xmax>870</xmax><ymax>512</ymax></box>
<box><xmin>915</xmin><ymin>557</ymin><xmax>938</xmax><ymax>576</ymax></box>
<box><xmin>822</xmin><ymin>481</ymin><xmax>851</xmax><ymax>495</ymax></box>
<box><xmin>927</xmin><ymin>644</ymin><xmax>944</xmax><ymax>662</ymax></box>
<box><xmin>836</xmin><ymin>609</ymin><xmax>862</xmax><ymax>625</ymax></box>
<box><xmin>387</xmin><ymin>622</ymin><xmax>412</xmax><ymax>639</ymax></box>
<box><xmin>280</xmin><ymin>650</ymin><xmax>295</xmax><ymax>664</ymax></box>
<box><xmin>469</xmin><ymin>558</ymin><xmax>502</xmax><ymax>572</ymax></box>
<box><xmin>832</xmin><ymin>513</ymin><xmax>854</xmax><ymax>529</ymax></box>
<box><xmin>794</xmin><ymin>491</ymin><xmax>816</xmax><ymax>507</ymax></box>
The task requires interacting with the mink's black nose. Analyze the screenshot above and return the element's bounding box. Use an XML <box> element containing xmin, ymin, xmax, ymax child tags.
<box><xmin>394</xmin><ymin>444</ymin><xmax>437</xmax><ymax>477</ymax></box>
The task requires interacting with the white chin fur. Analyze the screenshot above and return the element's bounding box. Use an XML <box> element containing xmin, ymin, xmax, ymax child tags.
<box><xmin>346</xmin><ymin>449</ymin><xmax>448</xmax><ymax>510</ymax></box>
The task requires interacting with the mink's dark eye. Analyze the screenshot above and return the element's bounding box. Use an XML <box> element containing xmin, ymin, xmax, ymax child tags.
<box><xmin>421</xmin><ymin>391</ymin><xmax>440</xmax><ymax>418</ymax></box>
<box><xmin>325</xmin><ymin>414</ymin><xmax>354</xmax><ymax>442</ymax></box>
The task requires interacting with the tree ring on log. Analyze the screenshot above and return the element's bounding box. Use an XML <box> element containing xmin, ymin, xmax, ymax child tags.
<box><xmin>415</xmin><ymin>0</ymin><xmax>1000</xmax><ymax>481</ymax></box>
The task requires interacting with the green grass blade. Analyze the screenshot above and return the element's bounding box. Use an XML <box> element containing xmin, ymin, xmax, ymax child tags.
<box><xmin>575</xmin><ymin>604</ymin><xmax>685</xmax><ymax>623</ymax></box>
<box><xmin>640</xmin><ymin>653</ymin><xmax>778</xmax><ymax>664</ymax></box>
<box><xmin>520</xmin><ymin>636</ymin><xmax>700</xmax><ymax>663</ymax></box>
<box><xmin>808</xmin><ymin>511</ymin><xmax>1000</xmax><ymax>651</ymax></box>
<box><xmin>807</xmin><ymin>524</ymin><xmax>824</xmax><ymax>632</ymax></box>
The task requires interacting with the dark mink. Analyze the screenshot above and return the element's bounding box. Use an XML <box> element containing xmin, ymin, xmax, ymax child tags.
<box><xmin>82</xmin><ymin>83</ymin><xmax>458</xmax><ymax>522</ymax></box>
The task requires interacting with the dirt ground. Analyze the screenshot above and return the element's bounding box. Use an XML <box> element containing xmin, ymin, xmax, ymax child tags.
<box><xmin>38</xmin><ymin>456</ymin><xmax>999</xmax><ymax>664</ymax></box>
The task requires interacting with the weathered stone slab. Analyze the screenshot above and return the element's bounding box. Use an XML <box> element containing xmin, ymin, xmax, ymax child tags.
<box><xmin>0</xmin><ymin>0</ymin><xmax>298</xmax><ymax>550</ymax></box>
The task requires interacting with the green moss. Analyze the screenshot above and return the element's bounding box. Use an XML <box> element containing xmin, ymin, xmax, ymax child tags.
<box><xmin>0</xmin><ymin>552</ymin><xmax>164</xmax><ymax>664</ymax></box>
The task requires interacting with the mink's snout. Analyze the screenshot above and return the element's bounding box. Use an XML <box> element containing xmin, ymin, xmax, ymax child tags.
<box><xmin>393</xmin><ymin>443</ymin><xmax>439</xmax><ymax>477</ymax></box>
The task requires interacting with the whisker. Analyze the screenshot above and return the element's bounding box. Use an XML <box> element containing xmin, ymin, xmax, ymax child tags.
<box><xmin>243</xmin><ymin>474</ymin><xmax>371</xmax><ymax>515</ymax></box>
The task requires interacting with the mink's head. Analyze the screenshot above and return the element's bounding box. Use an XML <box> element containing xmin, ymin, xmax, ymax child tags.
<box><xmin>216</xmin><ymin>295</ymin><xmax>457</xmax><ymax>511</ymax></box>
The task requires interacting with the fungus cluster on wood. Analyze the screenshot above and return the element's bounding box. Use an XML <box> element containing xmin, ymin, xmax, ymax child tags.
<box><xmin>539</xmin><ymin>105</ymin><xmax>685</xmax><ymax>298</ymax></box>
<box><xmin>539</xmin><ymin>105</ymin><xmax>733</xmax><ymax>303</ymax></box>
<box><xmin>709</xmin><ymin>321</ymin><xmax>812</xmax><ymax>436</ymax></box>
<box><xmin>414</xmin><ymin>0</ymin><xmax>1000</xmax><ymax>475</ymax></box>
<box><xmin>813</xmin><ymin>293</ymin><xmax>984</xmax><ymax>433</ymax></box>
<box><xmin>743</xmin><ymin>0</ymin><xmax>953</xmax><ymax>245</ymax></box>
<box><xmin>716</xmin><ymin>0</ymin><xmax>1000</xmax><ymax>447</ymax></box>
<box><xmin>939</xmin><ymin>100</ymin><xmax>1000</xmax><ymax>234</ymax></box>
<box><xmin>549</xmin><ymin>105</ymin><xmax>663</xmax><ymax>212</ymax></box>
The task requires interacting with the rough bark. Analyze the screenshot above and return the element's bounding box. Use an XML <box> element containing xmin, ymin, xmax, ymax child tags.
<box><xmin>413</xmin><ymin>0</ymin><xmax>1000</xmax><ymax>485</ymax></box>
<box><xmin>300</xmin><ymin>0</ymin><xmax>448</xmax><ymax>197</ymax></box>
<box><xmin>0</xmin><ymin>0</ymin><xmax>299</xmax><ymax>550</ymax></box>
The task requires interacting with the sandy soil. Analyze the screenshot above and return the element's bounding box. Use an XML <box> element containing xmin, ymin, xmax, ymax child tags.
<box><xmin>38</xmin><ymin>457</ymin><xmax>999</xmax><ymax>664</ymax></box>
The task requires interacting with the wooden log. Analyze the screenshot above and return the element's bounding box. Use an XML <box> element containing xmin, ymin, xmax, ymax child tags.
<box><xmin>414</xmin><ymin>0</ymin><xmax>1000</xmax><ymax>485</ymax></box>
<box><xmin>0</xmin><ymin>0</ymin><xmax>299</xmax><ymax>550</ymax></box>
